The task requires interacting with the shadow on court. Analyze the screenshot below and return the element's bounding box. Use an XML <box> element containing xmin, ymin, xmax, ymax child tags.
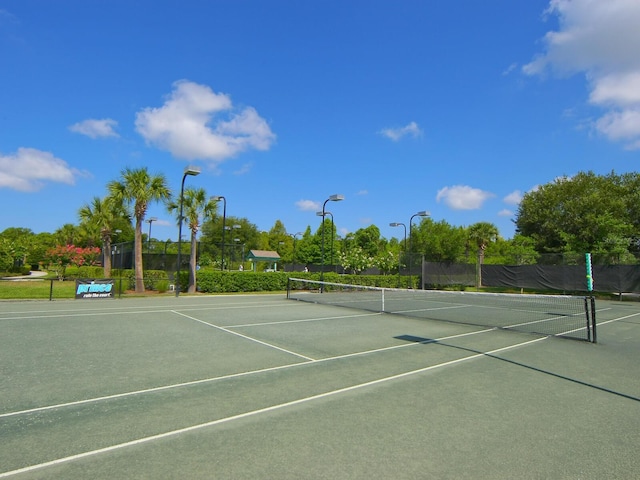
<box><xmin>0</xmin><ymin>295</ymin><xmax>638</xmax><ymax>479</ymax></box>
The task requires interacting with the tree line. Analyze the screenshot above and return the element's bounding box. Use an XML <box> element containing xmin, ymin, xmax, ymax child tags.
<box><xmin>2</xmin><ymin>169</ymin><xmax>639</xmax><ymax>291</ymax></box>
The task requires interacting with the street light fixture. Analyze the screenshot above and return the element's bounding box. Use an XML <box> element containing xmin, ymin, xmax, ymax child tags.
<box><xmin>317</xmin><ymin>211</ymin><xmax>336</xmax><ymax>272</ymax></box>
<box><xmin>409</xmin><ymin>211</ymin><xmax>430</xmax><ymax>287</ymax></box>
<box><xmin>146</xmin><ymin>217</ymin><xmax>157</xmax><ymax>254</ymax></box>
<box><xmin>320</xmin><ymin>194</ymin><xmax>344</xmax><ymax>284</ymax></box>
<box><xmin>390</xmin><ymin>222</ymin><xmax>407</xmax><ymax>284</ymax></box>
<box><xmin>210</xmin><ymin>195</ymin><xmax>226</xmax><ymax>270</ymax></box>
<box><xmin>176</xmin><ymin>166</ymin><xmax>201</xmax><ymax>297</ymax></box>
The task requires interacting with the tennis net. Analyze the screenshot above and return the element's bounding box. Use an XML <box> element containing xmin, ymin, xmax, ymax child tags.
<box><xmin>286</xmin><ymin>278</ymin><xmax>597</xmax><ymax>342</ymax></box>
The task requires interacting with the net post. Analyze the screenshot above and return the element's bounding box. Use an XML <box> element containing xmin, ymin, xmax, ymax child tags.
<box><xmin>584</xmin><ymin>296</ymin><xmax>591</xmax><ymax>342</ymax></box>
<box><xmin>590</xmin><ymin>296</ymin><xmax>597</xmax><ymax>344</ymax></box>
<box><xmin>286</xmin><ymin>277</ymin><xmax>291</xmax><ymax>299</ymax></box>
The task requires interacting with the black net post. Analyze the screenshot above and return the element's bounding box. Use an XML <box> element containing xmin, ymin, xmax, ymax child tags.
<box><xmin>591</xmin><ymin>296</ymin><xmax>597</xmax><ymax>343</ymax></box>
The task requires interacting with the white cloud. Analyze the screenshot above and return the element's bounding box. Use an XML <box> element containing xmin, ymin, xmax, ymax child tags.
<box><xmin>378</xmin><ymin>121</ymin><xmax>422</xmax><ymax>141</ymax></box>
<box><xmin>296</xmin><ymin>199</ymin><xmax>320</xmax><ymax>212</ymax></box>
<box><xmin>0</xmin><ymin>147</ymin><xmax>80</xmax><ymax>192</ymax></box>
<box><xmin>356</xmin><ymin>189</ymin><xmax>368</xmax><ymax>196</ymax></box>
<box><xmin>503</xmin><ymin>190</ymin><xmax>523</xmax><ymax>205</ymax></box>
<box><xmin>135</xmin><ymin>80</ymin><xmax>276</xmax><ymax>163</ymax></box>
<box><xmin>233</xmin><ymin>162</ymin><xmax>253</xmax><ymax>175</ymax></box>
<box><xmin>498</xmin><ymin>209</ymin><xmax>514</xmax><ymax>217</ymax></box>
<box><xmin>436</xmin><ymin>185</ymin><xmax>495</xmax><ymax>210</ymax></box>
<box><xmin>524</xmin><ymin>0</ymin><xmax>640</xmax><ymax>149</ymax></box>
<box><xmin>502</xmin><ymin>63</ymin><xmax>518</xmax><ymax>76</ymax></box>
<box><xmin>595</xmin><ymin>110</ymin><xmax>640</xmax><ymax>149</ymax></box>
<box><xmin>69</xmin><ymin>118</ymin><xmax>119</xmax><ymax>139</ymax></box>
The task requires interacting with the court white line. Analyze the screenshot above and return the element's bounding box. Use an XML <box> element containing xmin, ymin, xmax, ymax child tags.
<box><xmin>170</xmin><ymin>310</ymin><xmax>316</xmax><ymax>361</ymax></box>
<box><xmin>596</xmin><ymin>310</ymin><xmax>640</xmax><ymax>326</ymax></box>
<box><xmin>226</xmin><ymin>311</ymin><xmax>381</xmax><ymax>328</ymax></box>
<box><xmin>0</xmin><ymin>326</ymin><xmax>495</xmax><ymax>420</ymax></box>
<box><xmin>0</xmin><ymin>302</ymin><xmax>295</xmax><ymax>321</ymax></box>
<box><xmin>0</xmin><ymin>335</ymin><xmax>544</xmax><ymax>479</ymax></box>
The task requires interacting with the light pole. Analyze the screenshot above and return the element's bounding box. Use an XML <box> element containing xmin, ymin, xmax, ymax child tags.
<box><xmin>390</xmin><ymin>222</ymin><xmax>407</xmax><ymax>284</ymax></box>
<box><xmin>211</xmin><ymin>195</ymin><xmax>226</xmax><ymax>270</ymax></box>
<box><xmin>146</xmin><ymin>217</ymin><xmax>157</xmax><ymax>254</ymax></box>
<box><xmin>176</xmin><ymin>166</ymin><xmax>201</xmax><ymax>297</ymax></box>
<box><xmin>320</xmin><ymin>194</ymin><xmax>344</xmax><ymax>284</ymax></box>
<box><xmin>317</xmin><ymin>211</ymin><xmax>335</xmax><ymax>272</ymax></box>
<box><xmin>409</xmin><ymin>211</ymin><xmax>430</xmax><ymax>288</ymax></box>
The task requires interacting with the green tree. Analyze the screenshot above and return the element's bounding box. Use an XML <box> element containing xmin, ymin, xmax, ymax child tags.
<box><xmin>467</xmin><ymin>221</ymin><xmax>499</xmax><ymax>286</ymax></box>
<box><xmin>0</xmin><ymin>227</ymin><xmax>35</xmax><ymax>270</ymax></box>
<box><xmin>515</xmin><ymin>171</ymin><xmax>634</xmax><ymax>255</ymax></box>
<box><xmin>200</xmin><ymin>215</ymin><xmax>260</xmax><ymax>270</ymax></box>
<box><xmin>412</xmin><ymin>218</ymin><xmax>468</xmax><ymax>263</ymax></box>
<box><xmin>484</xmin><ymin>235</ymin><xmax>539</xmax><ymax>265</ymax></box>
<box><xmin>353</xmin><ymin>225</ymin><xmax>382</xmax><ymax>258</ymax></box>
<box><xmin>108</xmin><ymin>167</ymin><xmax>172</xmax><ymax>293</ymax></box>
<box><xmin>79</xmin><ymin>196</ymin><xmax>130</xmax><ymax>278</ymax></box>
<box><xmin>54</xmin><ymin>224</ymin><xmax>80</xmax><ymax>246</ymax></box>
<box><xmin>293</xmin><ymin>226</ymin><xmax>317</xmax><ymax>267</ymax></box>
<box><xmin>338</xmin><ymin>245</ymin><xmax>373</xmax><ymax>274</ymax></box>
<box><xmin>167</xmin><ymin>187</ymin><xmax>216</xmax><ymax>293</ymax></box>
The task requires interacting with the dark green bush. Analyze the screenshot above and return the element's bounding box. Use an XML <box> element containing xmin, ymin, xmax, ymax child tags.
<box><xmin>111</xmin><ymin>269</ymin><xmax>169</xmax><ymax>290</ymax></box>
<box><xmin>195</xmin><ymin>271</ymin><xmax>412</xmax><ymax>294</ymax></box>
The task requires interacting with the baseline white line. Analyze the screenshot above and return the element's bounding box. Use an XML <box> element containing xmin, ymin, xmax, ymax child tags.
<box><xmin>0</xmin><ymin>302</ymin><xmax>295</xmax><ymax>322</ymax></box>
<box><xmin>0</xmin><ymin>335</ymin><xmax>544</xmax><ymax>479</ymax></box>
<box><xmin>171</xmin><ymin>310</ymin><xmax>316</xmax><ymax>361</ymax></box>
<box><xmin>0</xmin><ymin>326</ymin><xmax>495</xmax><ymax>420</ymax></box>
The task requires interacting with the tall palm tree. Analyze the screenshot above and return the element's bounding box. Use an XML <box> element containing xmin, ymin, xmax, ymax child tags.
<box><xmin>108</xmin><ymin>167</ymin><xmax>171</xmax><ymax>293</ymax></box>
<box><xmin>467</xmin><ymin>222</ymin><xmax>499</xmax><ymax>287</ymax></box>
<box><xmin>168</xmin><ymin>187</ymin><xmax>217</xmax><ymax>293</ymax></box>
<box><xmin>78</xmin><ymin>196</ymin><xmax>129</xmax><ymax>278</ymax></box>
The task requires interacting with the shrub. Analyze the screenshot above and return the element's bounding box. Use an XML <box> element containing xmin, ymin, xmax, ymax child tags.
<box><xmin>156</xmin><ymin>279</ymin><xmax>169</xmax><ymax>293</ymax></box>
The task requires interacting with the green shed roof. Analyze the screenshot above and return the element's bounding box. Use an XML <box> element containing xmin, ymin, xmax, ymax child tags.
<box><xmin>246</xmin><ymin>250</ymin><xmax>281</xmax><ymax>261</ymax></box>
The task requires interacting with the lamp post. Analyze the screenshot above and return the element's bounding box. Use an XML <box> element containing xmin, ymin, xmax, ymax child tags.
<box><xmin>210</xmin><ymin>195</ymin><xmax>226</xmax><ymax>271</ymax></box>
<box><xmin>176</xmin><ymin>166</ymin><xmax>201</xmax><ymax>297</ymax></box>
<box><xmin>320</xmin><ymin>194</ymin><xmax>344</xmax><ymax>284</ymax></box>
<box><xmin>409</xmin><ymin>211</ymin><xmax>430</xmax><ymax>288</ymax></box>
<box><xmin>317</xmin><ymin>211</ymin><xmax>335</xmax><ymax>272</ymax></box>
<box><xmin>146</xmin><ymin>217</ymin><xmax>157</xmax><ymax>254</ymax></box>
<box><xmin>390</xmin><ymin>222</ymin><xmax>407</xmax><ymax>284</ymax></box>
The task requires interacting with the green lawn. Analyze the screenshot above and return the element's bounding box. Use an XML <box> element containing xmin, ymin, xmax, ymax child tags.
<box><xmin>0</xmin><ymin>279</ymin><xmax>76</xmax><ymax>300</ymax></box>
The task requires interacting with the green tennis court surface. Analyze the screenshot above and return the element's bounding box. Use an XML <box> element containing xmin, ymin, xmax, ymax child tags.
<box><xmin>1</xmin><ymin>294</ymin><xmax>639</xmax><ymax>479</ymax></box>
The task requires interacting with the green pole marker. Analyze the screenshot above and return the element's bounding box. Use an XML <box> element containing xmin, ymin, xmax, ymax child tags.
<box><xmin>585</xmin><ymin>253</ymin><xmax>593</xmax><ymax>292</ymax></box>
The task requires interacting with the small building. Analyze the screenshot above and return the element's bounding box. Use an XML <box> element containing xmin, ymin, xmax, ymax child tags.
<box><xmin>246</xmin><ymin>250</ymin><xmax>281</xmax><ymax>272</ymax></box>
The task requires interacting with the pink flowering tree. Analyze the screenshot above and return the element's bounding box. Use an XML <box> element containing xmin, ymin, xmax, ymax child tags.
<box><xmin>45</xmin><ymin>245</ymin><xmax>101</xmax><ymax>280</ymax></box>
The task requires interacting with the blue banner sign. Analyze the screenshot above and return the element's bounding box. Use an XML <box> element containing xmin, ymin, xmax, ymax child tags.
<box><xmin>75</xmin><ymin>279</ymin><xmax>115</xmax><ymax>299</ymax></box>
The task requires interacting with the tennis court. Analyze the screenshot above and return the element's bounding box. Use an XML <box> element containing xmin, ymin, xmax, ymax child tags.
<box><xmin>1</xmin><ymin>290</ymin><xmax>639</xmax><ymax>479</ymax></box>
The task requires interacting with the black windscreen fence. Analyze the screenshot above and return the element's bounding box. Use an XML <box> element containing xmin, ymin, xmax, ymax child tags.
<box><xmin>423</xmin><ymin>262</ymin><xmax>640</xmax><ymax>294</ymax></box>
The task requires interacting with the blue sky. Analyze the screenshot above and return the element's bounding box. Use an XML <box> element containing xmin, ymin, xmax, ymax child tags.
<box><xmin>1</xmin><ymin>0</ymin><xmax>639</xmax><ymax>242</ymax></box>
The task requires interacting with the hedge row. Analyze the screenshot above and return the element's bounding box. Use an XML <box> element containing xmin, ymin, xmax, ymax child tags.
<box><xmin>64</xmin><ymin>266</ymin><xmax>169</xmax><ymax>291</ymax></box>
<box><xmin>194</xmin><ymin>271</ymin><xmax>413</xmax><ymax>293</ymax></box>
<box><xmin>61</xmin><ymin>267</ymin><xmax>413</xmax><ymax>293</ymax></box>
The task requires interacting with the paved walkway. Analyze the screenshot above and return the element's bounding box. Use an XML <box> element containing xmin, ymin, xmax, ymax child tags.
<box><xmin>1</xmin><ymin>271</ymin><xmax>48</xmax><ymax>281</ymax></box>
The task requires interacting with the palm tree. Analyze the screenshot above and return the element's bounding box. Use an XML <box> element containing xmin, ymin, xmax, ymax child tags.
<box><xmin>108</xmin><ymin>167</ymin><xmax>171</xmax><ymax>293</ymax></box>
<box><xmin>168</xmin><ymin>187</ymin><xmax>217</xmax><ymax>293</ymax></box>
<box><xmin>467</xmin><ymin>222</ymin><xmax>499</xmax><ymax>287</ymax></box>
<box><xmin>78</xmin><ymin>196</ymin><xmax>129</xmax><ymax>278</ymax></box>
<box><xmin>55</xmin><ymin>223</ymin><xmax>80</xmax><ymax>246</ymax></box>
